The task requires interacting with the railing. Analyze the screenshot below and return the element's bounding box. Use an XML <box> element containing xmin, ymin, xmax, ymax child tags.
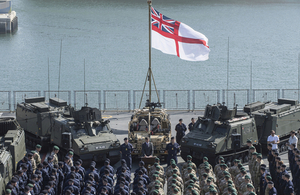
<box><xmin>1</xmin><ymin>89</ymin><xmax>299</xmax><ymax>112</ymax></box>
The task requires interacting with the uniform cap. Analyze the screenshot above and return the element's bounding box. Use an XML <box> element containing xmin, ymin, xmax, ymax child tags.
<box><xmin>27</xmin><ymin>183</ymin><xmax>34</xmax><ymax>188</ymax></box>
<box><xmin>11</xmin><ymin>177</ymin><xmax>18</xmax><ymax>183</ymax></box>
<box><xmin>171</xmin><ymin>136</ymin><xmax>175</xmax><ymax>140</ymax></box>
<box><xmin>187</xmin><ymin>155</ymin><xmax>192</xmax><ymax>159</ymax></box>
<box><xmin>187</xmin><ymin>167</ymin><xmax>192</xmax><ymax>170</ymax></box>
<box><xmin>31</xmin><ymin>150</ymin><xmax>36</xmax><ymax>154</ymax></box>
<box><xmin>23</xmin><ymin>157</ymin><xmax>28</xmax><ymax>162</ymax></box>
<box><xmin>252</xmin><ymin>152</ymin><xmax>258</xmax><ymax>155</ymax></box>
<box><xmin>219</xmin><ymin>156</ymin><xmax>224</xmax><ymax>160</ymax></box>
<box><xmin>179</xmin><ymin>119</ymin><xmax>183</xmax><ymax>121</ymax></box>
<box><xmin>247</xmin><ymin>139</ymin><xmax>252</xmax><ymax>143</ymax></box>
<box><xmin>172</xmin><ymin>174</ymin><xmax>177</xmax><ymax>178</ymax></box>
<box><xmin>266</xmin><ymin>176</ymin><xmax>272</xmax><ymax>181</ymax></box>
<box><xmin>124</xmin><ymin>137</ymin><xmax>128</xmax><ymax>140</ymax></box>
<box><xmin>174</xmin><ymin>188</ymin><xmax>179</xmax><ymax>192</ymax></box>
<box><xmin>187</xmin><ymin>185</ymin><xmax>193</xmax><ymax>189</ymax></box>
<box><xmin>54</xmin><ymin>146</ymin><xmax>60</xmax><ymax>150</ymax></box>
<box><xmin>36</xmin><ymin>144</ymin><xmax>42</xmax><ymax>148</ymax></box>
<box><xmin>249</xmin><ymin>146</ymin><xmax>255</xmax><ymax>149</ymax></box>
<box><xmin>203</xmin><ymin>157</ymin><xmax>208</xmax><ymax>161</ymax></box>
<box><xmin>206</xmin><ymin>179</ymin><xmax>211</xmax><ymax>182</ymax></box>
<box><xmin>225</xmin><ymin>175</ymin><xmax>230</xmax><ymax>178</ymax></box>
<box><xmin>281</xmin><ymin>164</ymin><xmax>286</xmax><ymax>168</ymax></box>
<box><xmin>155</xmin><ymin>157</ymin><xmax>160</xmax><ymax>162</ymax></box>
<box><xmin>68</xmin><ymin>151</ymin><xmax>73</xmax><ymax>155</ymax></box>
<box><xmin>284</xmin><ymin>173</ymin><xmax>291</xmax><ymax>178</ymax></box>
<box><xmin>245</xmin><ymin>175</ymin><xmax>250</xmax><ymax>179</ymax></box>
<box><xmin>268</xmin><ymin>181</ymin><xmax>274</xmax><ymax>185</ymax></box>
<box><xmin>5</xmin><ymin>189</ymin><xmax>11</xmax><ymax>194</ymax></box>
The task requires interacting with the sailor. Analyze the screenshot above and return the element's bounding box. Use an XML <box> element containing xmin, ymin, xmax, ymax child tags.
<box><xmin>283</xmin><ymin>173</ymin><xmax>294</xmax><ymax>195</ymax></box>
<box><xmin>165</xmin><ymin>137</ymin><xmax>180</xmax><ymax>166</ymax></box>
<box><xmin>175</xmin><ymin>119</ymin><xmax>187</xmax><ymax>145</ymax></box>
<box><xmin>120</xmin><ymin>137</ymin><xmax>133</xmax><ymax>170</ymax></box>
<box><xmin>51</xmin><ymin>146</ymin><xmax>60</xmax><ymax>165</ymax></box>
<box><xmin>267</xmin><ymin>181</ymin><xmax>277</xmax><ymax>195</ymax></box>
<box><xmin>188</xmin><ymin>118</ymin><xmax>196</xmax><ymax>132</ymax></box>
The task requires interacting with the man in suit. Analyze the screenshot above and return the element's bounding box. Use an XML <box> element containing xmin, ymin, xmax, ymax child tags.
<box><xmin>142</xmin><ymin>137</ymin><xmax>154</xmax><ymax>157</ymax></box>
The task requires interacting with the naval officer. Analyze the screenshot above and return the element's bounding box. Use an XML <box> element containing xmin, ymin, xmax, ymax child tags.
<box><xmin>165</xmin><ymin>137</ymin><xmax>180</xmax><ymax>166</ymax></box>
<box><xmin>120</xmin><ymin>137</ymin><xmax>133</xmax><ymax>170</ymax></box>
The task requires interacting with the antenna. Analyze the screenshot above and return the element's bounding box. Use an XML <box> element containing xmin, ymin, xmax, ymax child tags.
<box><xmin>84</xmin><ymin>59</ymin><xmax>88</xmax><ymax>107</ymax></box>
<box><xmin>250</xmin><ymin>61</ymin><xmax>253</xmax><ymax>115</ymax></box>
<box><xmin>48</xmin><ymin>57</ymin><xmax>50</xmax><ymax>106</ymax></box>
<box><xmin>58</xmin><ymin>40</ymin><xmax>62</xmax><ymax>101</ymax></box>
<box><xmin>226</xmin><ymin>37</ymin><xmax>229</xmax><ymax>106</ymax></box>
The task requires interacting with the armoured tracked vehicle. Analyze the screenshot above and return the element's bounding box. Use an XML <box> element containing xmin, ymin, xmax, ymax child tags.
<box><xmin>180</xmin><ymin>103</ymin><xmax>257</xmax><ymax>165</ymax></box>
<box><xmin>181</xmin><ymin>98</ymin><xmax>300</xmax><ymax>166</ymax></box>
<box><xmin>245</xmin><ymin>98</ymin><xmax>300</xmax><ymax>153</ymax></box>
<box><xmin>16</xmin><ymin>97</ymin><xmax>120</xmax><ymax>165</ymax></box>
<box><xmin>128</xmin><ymin>100</ymin><xmax>171</xmax><ymax>161</ymax></box>
<box><xmin>0</xmin><ymin>115</ymin><xmax>26</xmax><ymax>194</ymax></box>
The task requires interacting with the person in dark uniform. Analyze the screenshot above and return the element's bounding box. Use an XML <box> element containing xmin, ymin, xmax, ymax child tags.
<box><xmin>165</xmin><ymin>137</ymin><xmax>180</xmax><ymax>166</ymax></box>
<box><xmin>141</xmin><ymin>137</ymin><xmax>154</xmax><ymax>157</ymax></box>
<box><xmin>188</xmin><ymin>118</ymin><xmax>195</xmax><ymax>132</ymax></box>
<box><xmin>268</xmin><ymin>181</ymin><xmax>277</xmax><ymax>195</ymax></box>
<box><xmin>120</xmin><ymin>137</ymin><xmax>133</xmax><ymax>170</ymax></box>
<box><xmin>283</xmin><ymin>173</ymin><xmax>294</xmax><ymax>195</ymax></box>
<box><xmin>175</xmin><ymin>119</ymin><xmax>187</xmax><ymax>145</ymax></box>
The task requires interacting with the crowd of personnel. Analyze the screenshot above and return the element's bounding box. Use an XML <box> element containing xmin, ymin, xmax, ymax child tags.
<box><xmin>3</xmin><ymin>121</ymin><xmax>300</xmax><ymax>195</ymax></box>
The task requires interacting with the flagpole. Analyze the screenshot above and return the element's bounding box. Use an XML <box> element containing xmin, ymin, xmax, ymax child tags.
<box><xmin>148</xmin><ymin>0</ymin><xmax>152</xmax><ymax>104</ymax></box>
<box><xmin>148</xmin><ymin>0</ymin><xmax>152</xmax><ymax>137</ymax></box>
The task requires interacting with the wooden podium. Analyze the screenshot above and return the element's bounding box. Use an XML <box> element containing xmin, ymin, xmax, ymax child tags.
<box><xmin>141</xmin><ymin>156</ymin><xmax>156</xmax><ymax>174</ymax></box>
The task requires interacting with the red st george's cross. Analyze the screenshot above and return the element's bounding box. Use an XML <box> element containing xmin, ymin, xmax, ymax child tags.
<box><xmin>151</xmin><ymin>7</ymin><xmax>209</xmax><ymax>58</ymax></box>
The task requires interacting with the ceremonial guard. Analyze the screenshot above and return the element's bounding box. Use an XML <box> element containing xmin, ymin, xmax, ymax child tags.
<box><xmin>120</xmin><ymin>137</ymin><xmax>133</xmax><ymax>170</ymax></box>
<box><xmin>165</xmin><ymin>137</ymin><xmax>180</xmax><ymax>166</ymax></box>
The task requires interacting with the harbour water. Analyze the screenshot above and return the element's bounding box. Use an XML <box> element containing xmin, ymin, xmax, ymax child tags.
<box><xmin>1</xmin><ymin>0</ymin><xmax>300</xmax><ymax>92</ymax></box>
